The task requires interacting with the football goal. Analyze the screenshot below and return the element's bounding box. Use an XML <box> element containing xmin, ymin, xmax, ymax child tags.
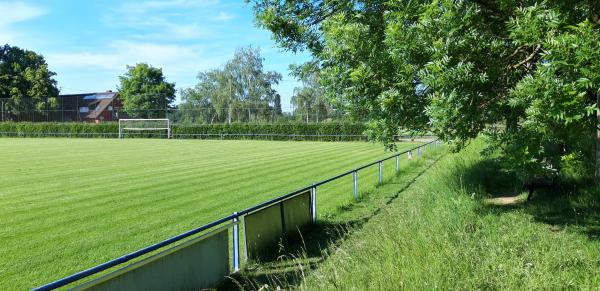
<box><xmin>118</xmin><ymin>119</ymin><xmax>171</xmax><ymax>139</ymax></box>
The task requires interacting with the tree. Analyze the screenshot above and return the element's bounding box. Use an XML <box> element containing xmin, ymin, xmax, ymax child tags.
<box><xmin>292</xmin><ymin>86</ymin><xmax>314</xmax><ymax>123</ymax></box>
<box><xmin>0</xmin><ymin>44</ymin><xmax>59</xmax><ymax>121</ymax></box>
<box><xmin>251</xmin><ymin>0</ymin><xmax>600</xmax><ymax>182</ymax></box>
<box><xmin>180</xmin><ymin>47</ymin><xmax>283</xmax><ymax>123</ymax></box>
<box><xmin>118</xmin><ymin>63</ymin><xmax>176</xmax><ymax>118</ymax></box>
<box><xmin>291</xmin><ymin>65</ymin><xmax>333</xmax><ymax>123</ymax></box>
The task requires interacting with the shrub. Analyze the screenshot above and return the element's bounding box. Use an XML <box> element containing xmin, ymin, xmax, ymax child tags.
<box><xmin>0</xmin><ymin>122</ymin><xmax>367</xmax><ymax>141</ymax></box>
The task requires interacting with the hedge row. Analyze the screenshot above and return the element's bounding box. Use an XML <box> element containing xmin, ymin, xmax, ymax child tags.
<box><xmin>172</xmin><ymin>123</ymin><xmax>366</xmax><ymax>141</ymax></box>
<box><xmin>0</xmin><ymin>122</ymin><xmax>367</xmax><ymax>141</ymax></box>
<box><xmin>0</xmin><ymin>122</ymin><xmax>119</xmax><ymax>138</ymax></box>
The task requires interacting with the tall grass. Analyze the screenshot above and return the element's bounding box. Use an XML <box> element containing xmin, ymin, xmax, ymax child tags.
<box><xmin>232</xmin><ymin>139</ymin><xmax>600</xmax><ymax>290</ymax></box>
<box><xmin>297</xmin><ymin>139</ymin><xmax>600</xmax><ymax>289</ymax></box>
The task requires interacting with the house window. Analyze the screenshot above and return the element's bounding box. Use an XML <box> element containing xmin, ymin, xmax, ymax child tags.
<box><xmin>108</xmin><ymin>106</ymin><xmax>113</xmax><ymax>111</ymax></box>
<box><xmin>79</xmin><ymin>107</ymin><xmax>89</xmax><ymax>113</ymax></box>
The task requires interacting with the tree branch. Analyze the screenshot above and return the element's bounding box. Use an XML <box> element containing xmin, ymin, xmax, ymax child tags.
<box><xmin>511</xmin><ymin>44</ymin><xmax>542</xmax><ymax>69</ymax></box>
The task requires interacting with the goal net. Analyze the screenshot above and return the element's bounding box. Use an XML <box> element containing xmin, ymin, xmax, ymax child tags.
<box><xmin>118</xmin><ymin>119</ymin><xmax>171</xmax><ymax>139</ymax></box>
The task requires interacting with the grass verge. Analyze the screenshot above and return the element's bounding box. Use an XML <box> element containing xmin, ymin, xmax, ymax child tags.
<box><xmin>228</xmin><ymin>139</ymin><xmax>600</xmax><ymax>290</ymax></box>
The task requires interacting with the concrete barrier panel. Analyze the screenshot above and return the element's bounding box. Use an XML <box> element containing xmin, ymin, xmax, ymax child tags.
<box><xmin>244</xmin><ymin>203</ymin><xmax>284</xmax><ymax>261</ymax></box>
<box><xmin>282</xmin><ymin>191</ymin><xmax>311</xmax><ymax>239</ymax></box>
<box><xmin>74</xmin><ymin>229</ymin><xmax>229</xmax><ymax>291</ymax></box>
<box><xmin>245</xmin><ymin>191</ymin><xmax>312</xmax><ymax>261</ymax></box>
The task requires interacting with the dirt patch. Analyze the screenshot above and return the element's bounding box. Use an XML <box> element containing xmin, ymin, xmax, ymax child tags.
<box><xmin>485</xmin><ymin>195</ymin><xmax>526</xmax><ymax>206</ymax></box>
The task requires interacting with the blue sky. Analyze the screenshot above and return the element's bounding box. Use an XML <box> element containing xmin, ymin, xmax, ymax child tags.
<box><xmin>0</xmin><ymin>0</ymin><xmax>311</xmax><ymax>111</ymax></box>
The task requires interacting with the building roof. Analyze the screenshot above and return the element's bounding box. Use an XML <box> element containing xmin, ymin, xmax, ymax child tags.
<box><xmin>59</xmin><ymin>92</ymin><xmax>118</xmax><ymax>99</ymax></box>
<box><xmin>84</xmin><ymin>92</ymin><xmax>117</xmax><ymax>100</ymax></box>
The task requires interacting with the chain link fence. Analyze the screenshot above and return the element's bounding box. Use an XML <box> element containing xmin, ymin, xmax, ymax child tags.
<box><xmin>0</xmin><ymin>100</ymin><xmax>347</xmax><ymax>124</ymax></box>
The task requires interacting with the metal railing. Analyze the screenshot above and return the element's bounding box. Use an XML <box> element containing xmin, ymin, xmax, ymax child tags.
<box><xmin>31</xmin><ymin>139</ymin><xmax>442</xmax><ymax>291</ymax></box>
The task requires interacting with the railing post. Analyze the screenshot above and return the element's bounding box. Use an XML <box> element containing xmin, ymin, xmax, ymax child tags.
<box><xmin>417</xmin><ymin>147</ymin><xmax>421</xmax><ymax>159</ymax></box>
<box><xmin>395</xmin><ymin>155</ymin><xmax>399</xmax><ymax>174</ymax></box>
<box><xmin>378</xmin><ymin>161</ymin><xmax>383</xmax><ymax>184</ymax></box>
<box><xmin>408</xmin><ymin>150</ymin><xmax>412</xmax><ymax>160</ymax></box>
<box><xmin>353</xmin><ymin>171</ymin><xmax>358</xmax><ymax>200</ymax></box>
<box><xmin>311</xmin><ymin>183</ymin><xmax>317</xmax><ymax>223</ymax></box>
<box><xmin>232</xmin><ymin>212</ymin><xmax>240</xmax><ymax>272</ymax></box>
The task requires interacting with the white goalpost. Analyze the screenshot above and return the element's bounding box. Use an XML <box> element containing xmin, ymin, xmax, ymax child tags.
<box><xmin>118</xmin><ymin>119</ymin><xmax>172</xmax><ymax>139</ymax></box>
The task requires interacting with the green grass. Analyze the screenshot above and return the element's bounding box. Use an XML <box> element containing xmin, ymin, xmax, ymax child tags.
<box><xmin>0</xmin><ymin>138</ymin><xmax>421</xmax><ymax>290</ymax></box>
<box><xmin>231</xmin><ymin>139</ymin><xmax>600</xmax><ymax>290</ymax></box>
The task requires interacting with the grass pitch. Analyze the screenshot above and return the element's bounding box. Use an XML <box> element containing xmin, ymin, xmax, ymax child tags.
<box><xmin>0</xmin><ymin>138</ymin><xmax>419</xmax><ymax>290</ymax></box>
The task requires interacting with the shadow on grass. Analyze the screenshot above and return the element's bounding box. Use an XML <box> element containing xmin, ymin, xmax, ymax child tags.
<box><xmin>219</xmin><ymin>220</ymin><xmax>360</xmax><ymax>290</ymax></box>
<box><xmin>219</xmin><ymin>154</ymin><xmax>445</xmax><ymax>290</ymax></box>
<box><xmin>457</xmin><ymin>157</ymin><xmax>600</xmax><ymax>242</ymax></box>
<box><xmin>458</xmin><ymin>158</ymin><xmax>521</xmax><ymax>198</ymax></box>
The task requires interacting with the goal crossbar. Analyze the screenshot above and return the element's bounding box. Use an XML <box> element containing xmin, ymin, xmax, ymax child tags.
<box><xmin>118</xmin><ymin>119</ymin><xmax>171</xmax><ymax>139</ymax></box>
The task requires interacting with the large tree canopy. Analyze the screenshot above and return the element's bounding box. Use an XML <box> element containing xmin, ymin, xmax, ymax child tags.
<box><xmin>250</xmin><ymin>0</ymin><xmax>600</xmax><ymax>181</ymax></box>
<box><xmin>179</xmin><ymin>47</ymin><xmax>283</xmax><ymax>123</ymax></box>
<box><xmin>118</xmin><ymin>63</ymin><xmax>176</xmax><ymax>118</ymax></box>
<box><xmin>0</xmin><ymin>44</ymin><xmax>59</xmax><ymax>121</ymax></box>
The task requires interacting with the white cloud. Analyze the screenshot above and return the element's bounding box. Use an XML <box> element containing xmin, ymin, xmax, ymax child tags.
<box><xmin>103</xmin><ymin>0</ymin><xmax>221</xmax><ymax>41</ymax></box>
<box><xmin>46</xmin><ymin>52</ymin><xmax>121</xmax><ymax>70</ymax></box>
<box><xmin>108</xmin><ymin>1</ymin><xmax>216</xmax><ymax>16</ymax></box>
<box><xmin>213</xmin><ymin>11</ymin><xmax>234</xmax><ymax>21</ymax></box>
<box><xmin>141</xmin><ymin>0</ymin><xmax>219</xmax><ymax>9</ymax></box>
<box><xmin>47</xmin><ymin>41</ymin><xmax>225</xmax><ymax>84</ymax></box>
<box><xmin>117</xmin><ymin>17</ymin><xmax>212</xmax><ymax>40</ymax></box>
<box><xmin>0</xmin><ymin>2</ymin><xmax>45</xmax><ymax>27</ymax></box>
<box><xmin>0</xmin><ymin>2</ymin><xmax>45</xmax><ymax>44</ymax></box>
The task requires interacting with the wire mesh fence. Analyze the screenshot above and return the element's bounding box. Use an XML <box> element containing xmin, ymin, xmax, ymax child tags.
<box><xmin>0</xmin><ymin>105</ymin><xmax>347</xmax><ymax>124</ymax></box>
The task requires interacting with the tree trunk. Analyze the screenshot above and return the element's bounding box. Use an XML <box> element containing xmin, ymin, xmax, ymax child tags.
<box><xmin>228</xmin><ymin>107</ymin><xmax>232</xmax><ymax>124</ymax></box>
<box><xmin>306</xmin><ymin>108</ymin><xmax>309</xmax><ymax>124</ymax></box>
<box><xmin>596</xmin><ymin>93</ymin><xmax>600</xmax><ymax>182</ymax></box>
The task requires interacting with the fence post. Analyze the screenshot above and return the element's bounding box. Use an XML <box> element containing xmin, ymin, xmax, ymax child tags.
<box><xmin>311</xmin><ymin>183</ymin><xmax>317</xmax><ymax>223</ymax></box>
<box><xmin>232</xmin><ymin>212</ymin><xmax>240</xmax><ymax>272</ymax></box>
<box><xmin>378</xmin><ymin>161</ymin><xmax>383</xmax><ymax>184</ymax></box>
<box><xmin>395</xmin><ymin>155</ymin><xmax>399</xmax><ymax>174</ymax></box>
<box><xmin>408</xmin><ymin>151</ymin><xmax>412</xmax><ymax>160</ymax></box>
<box><xmin>353</xmin><ymin>171</ymin><xmax>358</xmax><ymax>200</ymax></box>
<box><xmin>417</xmin><ymin>147</ymin><xmax>421</xmax><ymax>159</ymax></box>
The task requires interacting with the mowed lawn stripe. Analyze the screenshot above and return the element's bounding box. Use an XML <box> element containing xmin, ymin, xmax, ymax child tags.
<box><xmin>1</xmin><ymin>142</ymin><xmax>394</xmax><ymax>245</ymax></box>
<box><xmin>0</xmin><ymin>141</ymin><xmax>348</xmax><ymax>206</ymax></box>
<box><xmin>0</xmin><ymin>141</ymin><xmax>379</xmax><ymax>228</ymax></box>
<box><xmin>0</xmin><ymin>140</ymin><xmax>358</xmax><ymax>200</ymax></box>
<box><xmin>1</xmin><ymin>145</ymin><xmax>382</xmax><ymax>243</ymax></box>
<box><xmin>0</xmin><ymin>138</ymin><xmax>419</xmax><ymax>290</ymax></box>
<box><xmin>2</xmin><ymin>143</ymin><xmax>398</xmax><ymax>246</ymax></box>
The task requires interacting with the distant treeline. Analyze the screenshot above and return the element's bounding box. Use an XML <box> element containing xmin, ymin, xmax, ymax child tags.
<box><xmin>0</xmin><ymin>122</ymin><xmax>367</xmax><ymax>141</ymax></box>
